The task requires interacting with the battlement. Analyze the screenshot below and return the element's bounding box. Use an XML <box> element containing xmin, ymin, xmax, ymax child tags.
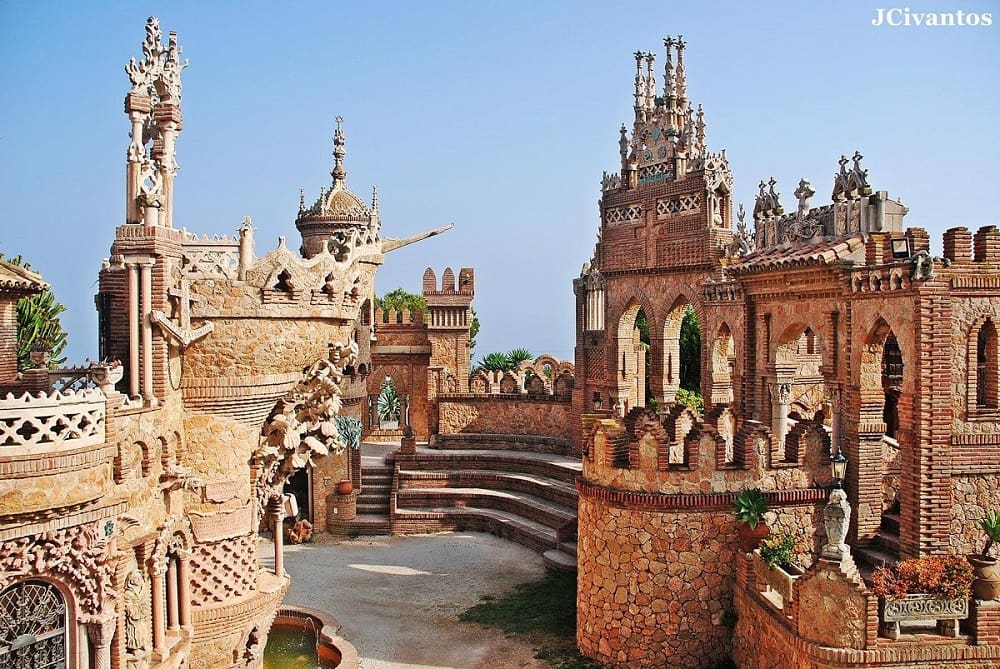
<box><xmin>374</xmin><ymin>308</ymin><xmax>425</xmax><ymax>325</ymax></box>
<box><xmin>422</xmin><ymin>267</ymin><xmax>475</xmax><ymax>297</ymax></box>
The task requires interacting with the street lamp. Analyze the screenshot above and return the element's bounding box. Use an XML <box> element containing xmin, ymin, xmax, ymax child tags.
<box><xmin>830</xmin><ymin>451</ymin><xmax>847</xmax><ymax>489</ymax></box>
<box><xmin>823</xmin><ymin>450</ymin><xmax>851</xmax><ymax>561</ymax></box>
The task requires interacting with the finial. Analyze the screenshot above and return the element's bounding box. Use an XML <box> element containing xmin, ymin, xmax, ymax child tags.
<box><xmin>298</xmin><ymin>188</ymin><xmax>305</xmax><ymax>213</ymax></box>
<box><xmin>696</xmin><ymin>103</ymin><xmax>705</xmax><ymax>146</ymax></box>
<box><xmin>332</xmin><ymin>115</ymin><xmax>347</xmax><ymax>186</ymax></box>
<box><xmin>663</xmin><ymin>37</ymin><xmax>676</xmax><ymax>99</ymax></box>
<box><xmin>794</xmin><ymin>178</ymin><xmax>815</xmax><ymax>217</ymax></box>
<box><xmin>644</xmin><ymin>52</ymin><xmax>656</xmax><ymax>110</ymax></box>
<box><xmin>371</xmin><ymin>185</ymin><xmax>379</xmax><ymax>212</ymax></box>
<box><xmin>675</xmin><ymin>35</ymin><xmax>687</xmax><ymax>101</ymax></box>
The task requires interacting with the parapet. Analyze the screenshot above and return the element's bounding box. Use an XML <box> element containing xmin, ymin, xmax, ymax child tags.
<box><xmin>422</xmin><ymin>267</ymin><xmax>475</xmax><ymax>297</ymax></box>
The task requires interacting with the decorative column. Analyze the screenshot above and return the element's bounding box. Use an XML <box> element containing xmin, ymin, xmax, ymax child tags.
<box><xmin>770</xmin><ymin>381</ymin><xmax>791</xmax><ymax>445</ymax></box>
<box><xmin>86</xmin><ymin>615</ymin><xmax>117</xmax><ymax>669</ymax></box>
<box><xmin>271</xmin><ymin>498</ymin><xmax>286</xmax><ymax>577</ymax></box>
<box><xmin>823</xmin><ymin>489</ymin><xmax>852</xmax><ymax>561</ymax></box>
<box><xmin>128</xmin><ymin>261</ymin><xmax>140</xmax><ymax>396</ymax></box>
<box><xmin>177</xmin><ymin>549</ymin><xmax>193</xmax><ymax>632</ymax></box>
<box><xmin>400</xmin><ymin>394</ymin><xmax>416</xmax><ymax>455</ymax></box>
<box><xmin>139</xmin><ymin>258</ymin><xmax>156</xmax><ymax>405</ymax></box>
<box><xmin>151</xmin><ymin>564</ymin><xmax>166</xmax><ymax>655</ymax></box>
<box><xmin>166</xmin><ymin>558</ymin><xmax>179</xmax><ymax>632</ymax></box>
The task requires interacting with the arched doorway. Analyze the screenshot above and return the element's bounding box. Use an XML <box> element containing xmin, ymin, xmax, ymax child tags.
<box><xmin>0</xmin><ymin>580</ymin><xmax>68</xmax><ymax>668</ymax></box>
<box><xmin>615</xmin><ymin>302</ymin><xmax>648</xmax><ymax>415</ymax></box>
<box><xmin>661</xmin><ymin>298</ymin><xmax>702</xmax><ymax>410</ymax></box>
<box><xmin>283</xmin><ymin>467</ymin><xmax>311</xmax><ymax>523</ymax></box>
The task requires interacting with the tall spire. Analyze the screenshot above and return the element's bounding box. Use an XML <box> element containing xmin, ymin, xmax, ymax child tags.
<box><xmin>676</xmin><ymin>35</ymin><xmax>687</xmax><ymax>102</ymax></box>
<box><xmin>663</xmin><ymin>37</ymin><xmax>676</xmax><ymax>100</ymax></box>
<box><xmin>332</xmin><ymin>115</ymin><xmax>347</xmax><ymax>187</ymax></box>
<box><xmin>644</xmin><ymin>52</ymin><xmax>656</xmax><ymax>111</ymax></box>
<box><xmin>633</xmin><ymin>51</ymin><xmax>646</xmax><ymax>121</ymax></box>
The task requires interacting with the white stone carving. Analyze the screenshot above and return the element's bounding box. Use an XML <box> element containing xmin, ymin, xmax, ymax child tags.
<box><xmin>0</xmin><ymin>389</ymin><xmax>106</xmax><ymax>453</ymax></box>
<box><xmin>254</xmin><ymin>341</ymin><xmax>359</xmax><ymax>518</ymax></box>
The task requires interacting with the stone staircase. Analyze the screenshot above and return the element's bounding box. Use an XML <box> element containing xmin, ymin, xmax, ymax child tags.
<box><xmin>390</xmin><ymin>438</ymin><xmax>581</xmax><ymax>570</ymax></box>
<box><xmin>344</xmin><ymin>455</ymin><xmax>394</xmax><ymax>536</ymax></box>
<box><xmin>856</xmin><ymin>511</ymin><xmax>900</xmax><ymax>579</ymax></box>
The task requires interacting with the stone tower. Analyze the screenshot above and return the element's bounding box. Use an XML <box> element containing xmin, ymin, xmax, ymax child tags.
<box><xmin>573</xmin><ymin>36</ymin><xmax>734</xmax><ymax>432</ymax></box>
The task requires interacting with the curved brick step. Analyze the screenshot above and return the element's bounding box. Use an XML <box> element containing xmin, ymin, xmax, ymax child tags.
<box><xmin>392</xmin><ymin>506</ymin><xmax>558</xmax><ymax>553</ymax></box>
<box><xmin>397</xmin><ymin>469</ymin><xmax>578</xmax><ymax>508</ymax></box>
<box><xmin>329</xmin><ymin>513</ymin><xmax>391</xmax><ymax>537</ymax></box>
<box><xmin>436</xmin><ymin>433</ymin><xmax>570</xmax><ymax>454</ymax></box>
<box><xmin>397</xmin><ymin>487</ymin><xmax>575</xmax><ymax>529</ymax></box>
<box><xmin>397</xmin><ymin>448</ymin><xmax>581</xmax><ymax>484</ymax></box>
<box><xmin>542</xmin><ymin>549</ymin><xmax>577</xmax><ymax>572</ymax></box>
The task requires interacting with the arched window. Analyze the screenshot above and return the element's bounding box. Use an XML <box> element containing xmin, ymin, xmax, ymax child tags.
<box><xmin>0</xmin><ymin>580</ymin><xmax>67</xmax><ymax>668</ymax></box>
<box><xmin>976</xmin><ymin>319</ymin><xmax>998</xmax><ymax>409</ymax></box>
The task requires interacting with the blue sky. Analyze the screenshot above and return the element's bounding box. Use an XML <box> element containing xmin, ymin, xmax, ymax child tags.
<box><xmin>1</xmin><ymin>1</ymin><xmax>997</xmax><ymax>365</ymax></box>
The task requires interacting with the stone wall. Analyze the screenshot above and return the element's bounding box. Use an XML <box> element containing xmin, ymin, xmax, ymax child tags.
<box><xmin>952</xmin><ymin>474</ymin><xmax>1000</xmax><ymax>555</ymax></box>
<box><xmin>437</xmin><ymin>395</ymin><xmax>573</xmax><ymax>440</ymax></box>
<box><xmin>576</xmin><ymin>488</ymin><xmax>824</xmax><ymax>669</ymax></box>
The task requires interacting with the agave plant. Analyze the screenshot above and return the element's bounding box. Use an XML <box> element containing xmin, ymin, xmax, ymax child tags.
<box><xmin>506</xmin><ymin>348</ymin><xmax>534</xmax><ymax>368</ymax></box>
<box><xmin>335</xmin><ymin>415</ymin><xmax>363</xmax><ymax>450</ymax></box>
<box><xmin>377</xmin><ymin>381</ymin><xmax>401</xmax><ymax>423</ymax></box>
<box><xmin>476</xmin><ymin>352</ymin><xmax>510</xmax><ymax>372</ymax></box>
<box><xmin>981</xmin><ymin>510</ymin><xmax>1000</xmax><ymax>560</ymax></box>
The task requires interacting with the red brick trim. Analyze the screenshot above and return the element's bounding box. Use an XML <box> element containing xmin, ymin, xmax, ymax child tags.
<box><xmin>575</xmin><ymin>477</ymin><xmax>827</xmax><ymax>511</ymax></box>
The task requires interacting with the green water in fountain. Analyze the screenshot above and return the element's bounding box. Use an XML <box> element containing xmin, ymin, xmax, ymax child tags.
<box><xmin>263</xmin><ymin>626</ymin><xmax>335</xmax><ymax>669</ymax></box>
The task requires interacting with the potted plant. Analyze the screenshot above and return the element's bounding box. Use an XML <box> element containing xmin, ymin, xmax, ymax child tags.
<box><xmin>87</xmin><ymin>357</ymin><xmax>123</xmax><ymax>391</ymax></box>
<box><xmin>755</xmin><ymin>531</ymin><xmax>803</xmax><ymax>604</ymax></box>
<box><xmin>734</xmin><ymin>487</ymin><xmax>770</xmax><ymax>552</ymax></box>
<box><xmin>969</xmin><ymin>509</ymin><xmax>1000</xmax><ymax>600</ymax></box>
<box><xmin>871</xmin><ymin>554</ymin><xmax>973</xmax><ymax>639</ymax></box>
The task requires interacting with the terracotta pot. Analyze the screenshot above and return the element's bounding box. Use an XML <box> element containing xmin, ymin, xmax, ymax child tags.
<box><xmin>969</xmin><ymin>554</ymin><xmax>1000</xmax><ymax>600</ymax></box>
<box><xmin>336</xmin><ymin>480</ymin><xmax>354</xmax><ymax>496</ymax></box>
<box><xmin>737</xmin><ymin>522</ymin><xmax>770</xmax><ymax>552</ymax></box>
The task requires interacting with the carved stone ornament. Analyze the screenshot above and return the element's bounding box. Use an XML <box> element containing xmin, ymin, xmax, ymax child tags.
<box><xmin>125</xmin><ymin>17</ymin><xmax>188</xmax><ymax>102</ymax></box>
<box><xmin>0</xmin><ymin>520</ymin><xmax>117</xmax><ymax>615</ymax></box>
<box><xmin>822</xmin><ymin>488</ymin><xmax>852</xmax><ymax>561</ymax></box>
<box><xmin>753</xmin><ymin>177</ymin><xmax>783</xmax><ymax>221</ymax></box>
<box><xmin>122</xmin><ymin>560</ymin><xmax>150</xmax><ymax>657</ymax></box>
<box><xmin>254</xmin><ymin>341</ymin><xmax>359</xmax><ymax>519</ymax></box>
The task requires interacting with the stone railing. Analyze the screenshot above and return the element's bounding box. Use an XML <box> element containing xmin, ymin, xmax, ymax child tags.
<box><xmin>47</xmin><ymin>366</ymin><xmax>97</xmax><ymax>393</ymax></box>
<box><xmin>0</xmin><ymin>389</ymin><xmax>106</xmax><ymax>454</ymax></box>
<box><xmin>180</xmin><ymin>234</ymin><xmax>241</xmax><ymax>279</ymax></box>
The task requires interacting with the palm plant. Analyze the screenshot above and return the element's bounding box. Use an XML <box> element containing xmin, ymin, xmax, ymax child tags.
<box><xmin>506</xmin><ymin>348</ymin><xmax>534</xmax><ymax>368</ymax></box>
<box><xmin>477</xmin><ymin>352</ymin><xmax>510</xmax><ymax>372</ymax></box>
<box><xmin>981</xmin><ymin>510</ymin><xmax>1000</xmax><ymax>560</ymax></box>
<box><xmin>5</xmin><ymin>255</ymin><xmax>68</xmax><ymax>370</ymax></box>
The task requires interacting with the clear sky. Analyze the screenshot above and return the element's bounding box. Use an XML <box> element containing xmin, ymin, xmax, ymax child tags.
<box><xmin>1</xmin><ymin>1</ymin><xmax>997</xmax><ymax>365</ymax></box>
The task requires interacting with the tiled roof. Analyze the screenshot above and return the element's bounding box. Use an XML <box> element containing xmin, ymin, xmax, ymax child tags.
<box><xmin>0</xmin><ymin>258</ymin><xmax>47</xmax><ymax>294</ymax></box>
<box><xmin>728</xmin><ymin>234</ymin><xmax>865</xmax><ymax>274</ymax></box>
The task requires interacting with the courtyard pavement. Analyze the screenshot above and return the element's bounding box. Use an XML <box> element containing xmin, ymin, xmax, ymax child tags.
<box><xmin>266</xmin><ymin>531</ymin><xmax>550</xmax><ymax>669</ymax></box>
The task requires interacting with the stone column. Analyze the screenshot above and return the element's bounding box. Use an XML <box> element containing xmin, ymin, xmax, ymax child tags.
<box><xmin>150</xmin><ymin>565</ymin><xmax>166</xmax><ymax>655</ymax></box>
<box><xmin>769</xmin><ymin>382</ymin><xmax>791</xmax><ymax>446</ymax></box>
<box><xmin>177</xmin><ymin>549</ymin><xmax>193</xmax><ymax>631</ymax></box>
<box><xmin>400</xmin><ymin>395</ymin><xmax>416</xmax><ymax>455</ymax></box>
<box><xmin>139</xmin><ymin>259</ymin><xmax>156</xmax><ymax>405</ymax></box>
<box><xmin>127</xmin><ymin>262</ymin><xmax>140</xmax><ymax>396</ymax></box>
<box><xmin>86</xmin><ymin>615</ymin><xmax>117</xmax><ymax>669</ymax></box>
<box><xmin>166</xmin><ymin>558</ymin><xmax>179</xmax><ymax>632</ymax></box>
<box><xmin>271</xmin><ymin>498</ymin><xmax>286</xmax><ymax>577</ymax></box>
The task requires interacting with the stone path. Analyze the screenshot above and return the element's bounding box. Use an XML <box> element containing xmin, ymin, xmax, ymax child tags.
<box><xmin>266</xmin><ymin>532</ymin><xmax>550</xmax><ymax>669</ymax></box>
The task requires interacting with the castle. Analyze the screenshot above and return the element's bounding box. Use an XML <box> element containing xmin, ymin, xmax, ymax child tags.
<box><xmin>571</xmin><ymin>37</ymin><xmax>1000</xmax><ymax>668</ymax></box>
<box><xmin>2</xmin><ymin>17</ymin><xmax>1000</xmax><ymax>669</ymax></box>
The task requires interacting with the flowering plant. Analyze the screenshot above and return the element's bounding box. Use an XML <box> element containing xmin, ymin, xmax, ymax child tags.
<box><xmin>759</xmin><ymin>531</ymin><xmax>798</xmax><ymax>570</ymax></box>
<box><xmin>871</xmin><ymin>554</ymin><xmax>973</xmax><ymax>600</ymax></box>
<box><xmin>86</xmin><ymin>357</ymin><xmax>122</xmax><ymax>369</ymax></box>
